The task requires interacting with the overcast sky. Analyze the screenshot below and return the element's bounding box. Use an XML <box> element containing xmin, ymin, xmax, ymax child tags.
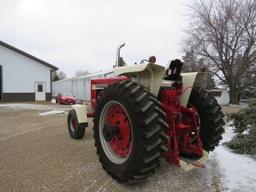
<box><xmin>0</xmin><ymin>0</ymin><xmax>192</xmax><ymax>77</ymax></box>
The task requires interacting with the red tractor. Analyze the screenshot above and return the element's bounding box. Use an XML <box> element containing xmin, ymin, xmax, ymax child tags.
<box><xmin>67</xmin><ymin>44</ymin><xmax>225</xmax><ymax>183</ymax></box>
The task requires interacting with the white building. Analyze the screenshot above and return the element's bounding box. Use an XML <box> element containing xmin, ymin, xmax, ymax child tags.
<box><xmin>207</xmin><ymin>89</ymin><xmax>230</xmax><ymax>105</ymax></box>
<box><xmin>52</xmin><ymin>71</ymin><xmax>113</xmax><ymax>101</ymax></box>
<box><xmin>54</xmin><ymin>73</ymin><xmax>231</xmax><ymax>105</ymax></box>
<box><xmin>0</xmin><ymin>41</ymin><xmax>58</xmax><ymax>102</ymax></box>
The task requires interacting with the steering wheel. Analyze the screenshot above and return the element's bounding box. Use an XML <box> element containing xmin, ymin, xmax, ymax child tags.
<box><xmin>139</xmin><ymin>59</ymin><xmax>149</xmax><ymax>64</ymax></box>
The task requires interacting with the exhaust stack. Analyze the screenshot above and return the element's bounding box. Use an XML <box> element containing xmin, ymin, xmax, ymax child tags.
<box><xmin>115</xmin><ymin>43</ymin><xmax>126</xmax><ymax>68</ymax></box>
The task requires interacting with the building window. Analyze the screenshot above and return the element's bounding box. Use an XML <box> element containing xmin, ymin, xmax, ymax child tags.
<box><xmin>37</xmin><ymin>84</ymin><xmax>43</xmax><ymax>92</ymax></box>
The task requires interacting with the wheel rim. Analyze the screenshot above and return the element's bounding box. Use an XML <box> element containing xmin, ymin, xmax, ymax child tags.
<box><xmin>70</xmin><ymin>117</ymin><xmax>77</xmax><ymax>132</ymax></box>
<box><xmin>99</xmin><ymin>101</ymin><xmax>133</xmax><ymax>164</ymax></box>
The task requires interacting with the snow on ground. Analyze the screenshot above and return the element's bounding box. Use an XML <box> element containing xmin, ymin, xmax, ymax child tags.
<box><xmin>0</xmin><ymin>103</ymin><xmax>71</xmax><ymax>112</ymax></box>
<box><xmin>39</xmin><ymin>110</ymin><xmax>65</xmax><ymax>116</ymax></box>
<box><xmin>229</xmin><ymin>103</ymin><xmax>249</xmax><ymax>108</ymax></box>
<box><xmin>210</xmin><ymin>125</ymin><xmax>256</xmax><ymax>192</ymax></box>
<box><xmin>0</xmin><ymin>103</ymin><xmax>52</xmax><ymax>110</ymax></box>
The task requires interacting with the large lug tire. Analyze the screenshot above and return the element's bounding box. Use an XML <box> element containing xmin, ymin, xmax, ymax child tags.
<box><xmin>67</xmin><ymin>110</ymin><xmax>86</xmax><ymax>139</ymax></box>
<box><xmin>93</xmin><ymin>80</ymin><xmax>168</xmax><ymax>183</ymax></box>
<box><xmin>189</xmin><ymin>87</ymin><xmax>225</xmax><ymax>152</ymax></box>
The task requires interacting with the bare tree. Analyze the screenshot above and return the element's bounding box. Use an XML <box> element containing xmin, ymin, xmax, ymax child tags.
<box><xmin>182</xmin><ymin>49</ymin><xmax>204</xmax><ymax>72</ymax></box>
<box><xmin>183</xmin><ymin>0</ymin><xmax>256</xmax><ymax>104</ymax></box>
<box><xmin>53</xmin><ymin>71</ymin><xmax>67</xmax><ymax>81</ymax></box>
<box><xmin>75</xmin><ymin>69</ymin><xmax>89</xmax><ymax>77</ymax></box>
<box><xmin>51</xmin><ymin>71</ymin><xmax>58</xmax><ymax>81</ymax></box>
<box><xmin>182</xmin><ymin>49</ymin><xmax>216</xmax><ymax>89</ymax></box>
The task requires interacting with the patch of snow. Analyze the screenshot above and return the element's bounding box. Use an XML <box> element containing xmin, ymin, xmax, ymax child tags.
<box><xmin>0</xmin><ymin>103</ymin><xmax>71</xmax><ymax>112</ymax></box>
<box><xmin>229</xmin><ymin>104</ymin><xmax>240</xmax><ymax>107</ymax></box>
<box><xmin>242</xmin><ymin>129</ymin><xmax>250</xmax><ymax>135</ymax></box>
<box><xmin>210</xmin><ymin>126</ymin><xmax>256</xmax><ymax>192</ymax></box>
<box><xmin>229</xmin><ymin>103</ymin><xmax>249</xmax><ymax>108</ymax></box>
<box><xmin>51</xmin><ymin>99</ymin><xmax>57</xmax><ymax>104</ymax></box>
<box><xmin>0</xmin><ymin>103</ymin><xmax>52</xmax><ymax>110</ymax></box>
<box><xmin>39</xmin><ymin>110</ymin><xmax>65</xmax><ymax>116</ymax></box>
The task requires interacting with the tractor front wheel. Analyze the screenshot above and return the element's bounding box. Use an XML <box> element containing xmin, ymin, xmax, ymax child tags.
<box><xmin>93</xmin><ymin>80</ymin><xmax>168</xmax><ymax>183</ymax></box>
<box><xmin>67</xmin><ymin>110</ymin><xmax>86</xmax><ymax>139</ymax></box>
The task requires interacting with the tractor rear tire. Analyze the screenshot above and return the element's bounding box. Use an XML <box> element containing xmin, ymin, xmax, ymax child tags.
<box><xmin>189</xmin><ymin>87</ymin><xmax>225</xmax><ymax>152</ymax></box>
<box><xmin>93</xmin><ymin>80</ymin><xmax>168</xmax><ymax>183</ymax></box>
<box><xmin>67</xmin><ymin>110</ymin><xmax>85</xmax><ymax>139</ymax></box>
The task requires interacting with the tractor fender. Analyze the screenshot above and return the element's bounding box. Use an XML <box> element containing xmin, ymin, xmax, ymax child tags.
<box><xmin>114</xmin><ymin>63</ymin><xmax>165</xmax><ymax>97</ymax></box>
<box><xmin>161</xmin><ymin>72</ymin><xmax>208</xmax><ymax>107</ymax></box>
<box><xmin>71</xmin><ymin>104</ymin><xmax>88</xmax><ymax>124</ymax></box>
<box><xmin>114</xmin><ymin>64</ymin><xmax>208</xmax><ymax>107</ymax></box>
<box><xmin>179</xmin><ymin>72</ymin><xmax>208</xmax><ymax>107</ymax></box>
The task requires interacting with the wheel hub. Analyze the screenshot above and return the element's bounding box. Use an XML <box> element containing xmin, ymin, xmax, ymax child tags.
<box><xmin>103</xmin><ymin>124</ymin><xmax>120</xmax><ymax>142</ymax></box>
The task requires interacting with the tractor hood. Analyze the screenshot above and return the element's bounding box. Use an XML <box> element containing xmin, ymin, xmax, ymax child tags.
<box><xmin>114</xmin><ymin>63</ymin><xmax>166</xmax><ymax>97</ymax></box>
<box><xmin>114</xmin><ymin>63</ymin><xmax>165</xmax><ymax>76</ymax></box>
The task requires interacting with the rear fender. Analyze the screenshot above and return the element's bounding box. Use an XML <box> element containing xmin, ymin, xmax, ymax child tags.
<box><xmin>180</xmin><ymin>72</ymin><xmax>208</xmax><ymax>107</ymax></box>
<box><xmin>114</xmin><ymin>65</ymin><xmax>208</xmax><ymax>107</ymax></box>
<box><xmin>114</xmin><ymin>63</ymin><xmax>165</xmax><ymax>97</ymax></box>
<box><xmin>161</xmin><ymin>72</ymin><xmax>208</xmax><ymax>107</ymax></box>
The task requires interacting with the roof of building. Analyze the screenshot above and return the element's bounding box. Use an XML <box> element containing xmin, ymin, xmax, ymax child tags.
<box><xmin>0</xmin><ymin>41</ymin><xmax>58</xmax><ymax>70</ymax></box>
<box><xmin>52</xmin><ymin>70</ymin><xmax>114</xmax><ymax>83</ymax></box>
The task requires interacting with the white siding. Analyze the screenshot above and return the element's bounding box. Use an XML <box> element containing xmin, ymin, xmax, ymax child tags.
<box><xmin>215</xmin><ymin>90</ymin><xmax>230</xmax><ymax>105</ymax></box>
<box><xmin>52</xmin><ymin>72</ymin><xmax>112</xmax><ymax>101</ymax></box>
<box><xmin>0</xmin><ymin>45</ymin><xmax>51</xmax><ymax>93</ymax></box>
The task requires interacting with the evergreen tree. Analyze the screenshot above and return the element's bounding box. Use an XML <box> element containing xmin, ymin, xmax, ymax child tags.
<box><xmin>226</xmin><ymin>99</ymin><xmax>256</xmax><ymax>154</ymax></box>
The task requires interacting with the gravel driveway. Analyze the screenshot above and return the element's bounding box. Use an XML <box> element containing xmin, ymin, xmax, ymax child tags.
<box><xmin>0</xmin><ymin>103</ymin><xmax>223</xmax><ymax>192</ymax></box>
